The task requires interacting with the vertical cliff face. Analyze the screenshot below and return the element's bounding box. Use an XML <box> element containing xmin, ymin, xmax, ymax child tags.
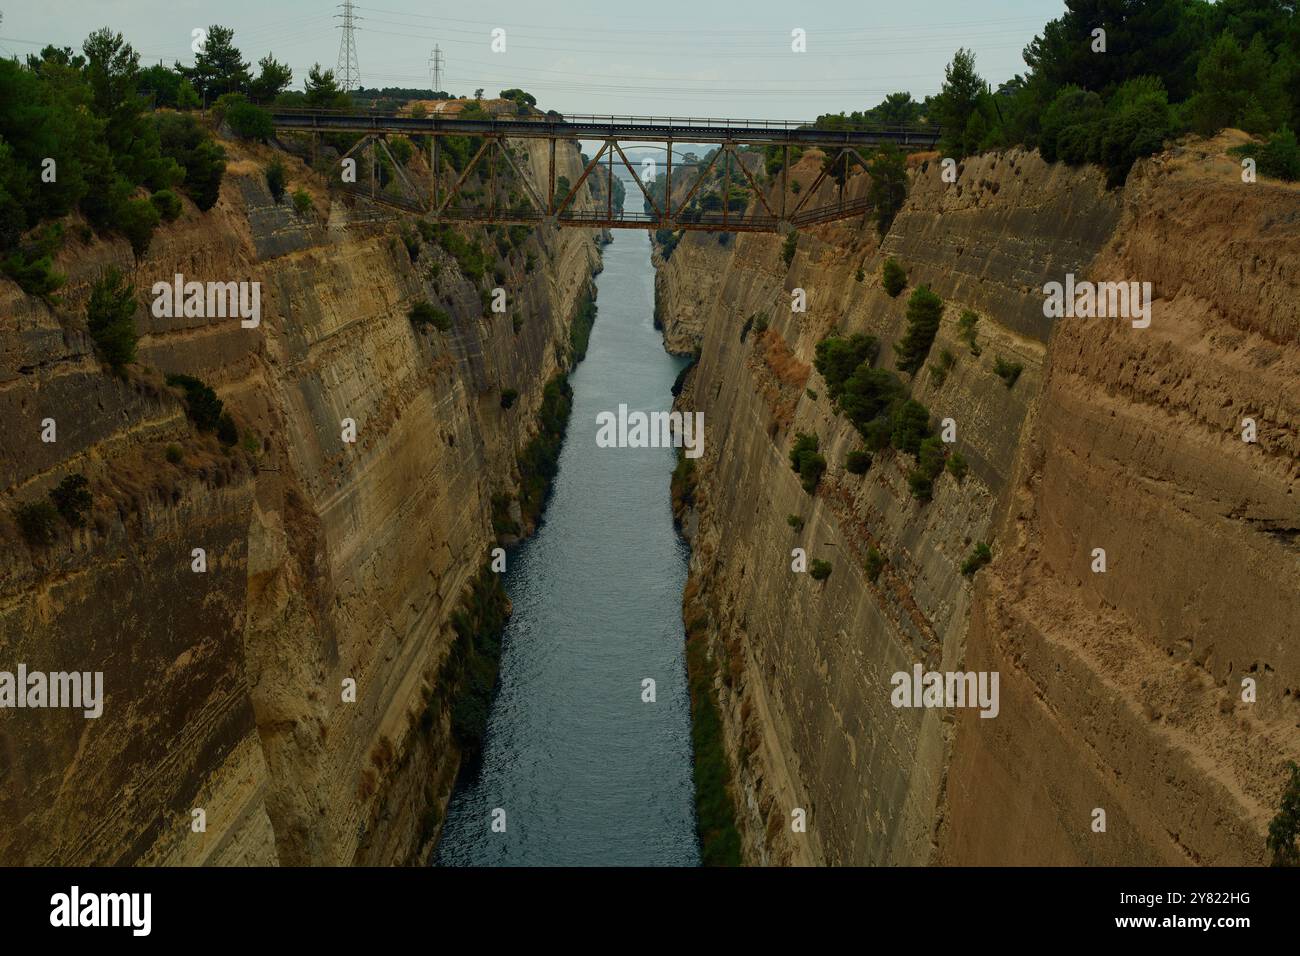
<box><xmin>0</xmin><ymin>134</ymin><xmax>600</xmax><ymax>865</ymax></box>
<box><xmin>659</xmin><ymin>134</ymin><xmax>1298</xmax><ymax>865</ymax></box>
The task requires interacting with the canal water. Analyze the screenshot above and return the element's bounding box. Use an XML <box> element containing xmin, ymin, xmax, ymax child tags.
<box><xmin>435</xmin><ymin>193</ymin><xmax>700</xmax><ymax>866</ymax></box>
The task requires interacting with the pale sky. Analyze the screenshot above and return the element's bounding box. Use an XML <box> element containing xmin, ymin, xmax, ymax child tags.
<box><xmin>1</xmin><ymin>0</ymin><xmax>1067</xmax><ymax>119</ymax></box>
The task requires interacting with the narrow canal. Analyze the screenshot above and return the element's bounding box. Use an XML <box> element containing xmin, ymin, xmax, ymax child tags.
<box><xmin>435</xmin><ymin>192</ymin><xmax>700</xmax><ymax>866</ymax></box>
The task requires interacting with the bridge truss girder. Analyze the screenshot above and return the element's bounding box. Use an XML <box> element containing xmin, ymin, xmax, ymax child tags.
<box><xmin>312</xmin><ymin>130</ymin><xmax>890</xmax><ymax>233</ymax></box>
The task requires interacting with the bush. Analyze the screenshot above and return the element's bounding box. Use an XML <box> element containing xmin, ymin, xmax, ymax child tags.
<box><xmin>946</xmin><ymin>451</ymin><xmax>969</xmax><ymax>483</ymax></box>
<box><xmin>49</xmin><ymin>473</ymin><xmax>92</xmax><ymax>527</ymax></box>
<box><xmin>157</xmin><ymin>113</ymin><xmax>227</xmax><ymax>211</ymax></box>
<box><xmin>117</xmin><ymin>198</ymin><xmax>160</xmax><ymax>260</ymax></box>
<box><xmin>895</xmin><ymin>284</ymin><xmax>943</xmax><ymax>375</ymax></box>
<box><xmin>16</xmin><ymin>500</ymin><xmax>59</xmax><ymax>547</ymax></box>
<box><xmin>165</xmin><ymin>444</ymin><xmax>183</xmax><ymax>464</ymax></box>
<box><xmin>907</xmin><ymin>470</ymin><xmax>934</xmax><ymax>502</ymax></box>
<box><xmin>799</xmin><ymin>453</ymin><xmax>827</xmax><ymax>494</ymax></box>
<box><xmin>917</xmin><ymin>436</ymin><xmax>946</xmax><ymax>480</ymax></box>
<box><xmin>865</xmin><ymin>547</ymin><xmax>885</xmax><ymax>583</ymax></box>
<box><xmin>890</xmin><ymin>400</ymin><xmax>933</xmax><ymax>458</ymax></box>
<box><xmin>166</xmin><ymin>373</ymin><xmax>224</xmax><ymax>432</ymax></box>
<box><xmin>1232</xmin><ymin>126</ymin><xmax>1300</xmax><ymax>182</ymax></box>
<box><xmin>961</xmin><ymin>542</ymin><xmax>992</xmax><ymax>577</ymax></box>
<box><xmin>223</xmin><ymin>97</ymin><xmax>274</xmax><ymax>141</ymax></box>
<box><xmin>786</xmin><ymin>513</ymin><xmax>804</xmax><ymax>531</ymax></box>
<box><xmin>150</xmin><ymin>189</ymin><xmax>182</xmax><ymax>222</ymax></box>
<box><xmin>217</xmin><ymin>411</ymin><xmax>238</xmax><ymax>446</ymax></box>
<box><xmin>789</xmin><ymin>432</ymin><xmax>819</xmax><ymax>472</ymax></box>
<box><xmin>409</xmin><ymin>300</ymin><xmax>451</xmax><ymax>332</ymax></box>
<box><xmin>500</xmin><ymin>388</ymin><xmax>518</xmax><ymax>409</ymax></box>
<box><xmin>881</xmin><ymin>257</ymin><xmax>906</xmax><ymax>297</ymax></box>
<box><xmin>928</xmin><ymin>348</ymin><xmax>956</xmax><ymax>387</ymax></box>
<box><xmin>845</xmin><ymin>450</ymin><xmax>872</xmax><ymax>475</ymax></box>
<box><xmin>266</xmin><ymin>159</ymin><xmax>287</xmax><ymax>204</ymax></box>
<box><xmin>993</xmin><ymin>355</ymin><xmax>1023</xmax><ymax>388</ymax></box>
<box><xmin>814</xmin><ymin>333</ymin><xmax>879</xmax><ymax>401</ymax></box>
<box><xmin>809</xmin><ymin>559</ymin><xmax>833</xmax><ymax>581</ymax></box>
<box><xmin>1268</xmin><ymin>760</ymin><xmax>1300</xmax><ymax>867</ymax></box>
<box><xmin>957</xmin><ymin>309</ymin><xmax>981</xmax><ymax>356</ymax></box>
<box><xmin>291</xmin><ymin>188</ymin><xmax>313</xmax><ymax>217</ymax></box>
<box><xmin>863</xmin><ymin>416</ymin><xmax>893</xmax><ymax>452</ymax></box>
<box><xmin>781</xmin><ymin>230</ymin><xmax>797</xmax><ymax>266</ymax></box>
<box><xmin>86</xmin><ymin>268</ymin><xmax>138</xmax><ymax>370</ymax></box>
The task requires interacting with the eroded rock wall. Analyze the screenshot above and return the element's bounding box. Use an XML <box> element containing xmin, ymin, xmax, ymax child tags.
<box><xmin>660</xmin><ymin>136</ymin><xmax>1297</xmax><ymax>865</ymax></box>
<box><xmin>0</xmin><ymin>133</ymin><xmax>600</xmax><ymax>865</ymax></box>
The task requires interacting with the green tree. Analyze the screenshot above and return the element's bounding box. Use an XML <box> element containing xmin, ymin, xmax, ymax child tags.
<box><xmin>50</xmin><ymin>474</ymin><xmax>92</xmax><ymax>526</ymax></box>
<box><xmin>304</xmin><ymin>64</ymin><xmax>348</xmax><ymax>109</ymax></box>
<box><xmin>117</xmin><ymin>197</ymin><xmax>160</xmax><ymax>260</ymax></box>
<box><xmin>86</xmin><ymin>267</ymin><xmax>138</xmax><ymax>370</ymax></box>
<box><xmin>249</xmin><ymin>54</ymin><xmax>293</xmax><ymax>103</ymax></box>
<box><xmin>867</xmin><ymin>145</ymin><xmax>907</xmax><ymax>236</ymax></box>
<box><xmin>895</xmin><ymin>285</ymin><xmax>944</xmax><ymax>375</ymax></box>
<box><xmin>935</xmin><ymin>48</ymin><xmax>986</xmax><ymax>157</ymax></box>
<box><xmin>266</xmin><ymin>158</ymin><xmax>287</xmax><ymax>203</ymax></box>
<box><xmin>179</xmin><ymin>25</ymin><xmax>249</xmax><ymax>99</ymax></box>
<box><xmin>1187</xmin><ymin>31</ymin><xmax>1287</xmax><ymax>136</ymax></box>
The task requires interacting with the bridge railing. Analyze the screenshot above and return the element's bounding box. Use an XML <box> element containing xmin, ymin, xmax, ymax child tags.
<box><xmin>268</xmin><ymin>107</ymin><xmax>938</xmax><ymax>139</ymax></box>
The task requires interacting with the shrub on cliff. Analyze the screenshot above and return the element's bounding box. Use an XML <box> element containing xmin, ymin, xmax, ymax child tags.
<box><xmin>867</xmin><ymin>144</ymin><xmax>908</xmax><ymax>235</ymax></box>
<box><xmin>500</xmin><ymin>388</ymin><xmax>518</xmax><ymax>409</ymax></box>
<box><xmin>789</xmin><ymin>432</ymin><xmax>819</xmax><ymax>472</ymax></box>
<box><xmin>166</xmin><ymin>373</ymin><xmax>224</xmax><ymax>432</ymax></box>
<box><xmin>16</xmin><ymin>500</ymin><xmax>59</xmax><ymax>547</ymax></box>
<box><xmin>266</xmin><ymin>159</ymin><xmax>286</xmax><ymax>204</ymax></box>
<box><xmin>50</xmin><ymin>474</ymin><xmax>92</xmax><ymax>527</ymax></box>
<box><xmin>961</xmin><ymin>542</ymin><xmax>992</xmax><ymax>577</ymax></box>
<box><xmin>957</xmin><ymin>309</ymin><xmax>981</xmax><ymax>356</ymax></box>
<box><xmin>219</xmin><ymin>94</ymin><xmax>274</xmax><ymax>142</ymax></box>
<box><xmin>156</xmin><ymin>113</ymin><xmax>227</xmax><ymax>211</ymax></box>
<box><xmin>894</xmin><ymin>285</ymin><xmax>944</xmax><ymax>375</ymax></box>
<box><xmin>865</xmin><ymin>547</ymin><xmax>885</xmax><ymax>583</ymax></box>
<box><xmin>1232</xmin><ymin>126</ymin><xmax>1300</xmax><ymax>182</ymax></box>
<box><xmin>1268</xmin><ymin>760</ymin><xmax>1300</xmax><ymax>867</ymax></box>
<box><xmin>809</xmin><ymin>559</ymin><xmax>832</xmax><ymax>581</ymax></box>
<box><xmin>409</xmin><ymin>300</ymin><xmax>451</xmax><ymax>332</ymax></box>
<box><xmin>86</xmin><ymin>267</ymin><xmax>138</xmax><ymax>371</ymax></box>
<box><xmin>799</xmin><ymin>453</ymin><xmax>827</xmax><ymax>494</ymax></box>
<box><xmin>881</xmin><ymin>258</ymin><xmax>906</xmax><ymax>297</ymax></box>
<box><xmin>117</xmin><ymin>198</ymin><xmax>160</xmax><ymax>260</ymax></box>
<box><xmin>993</xmin><ymin>355</ymin><xmax>1023</xmax><ymax>388</ymax></box>
<box><xmin>814</xmin><ymin>333</ymin><xmax>879</xmax><ymax>401</ymax></box>
<box><xmin>150</xmin><ymin>189</ymin><xmax>183</xmax><ymax>222</ymax></box>
<box><xmin>789</xmin><ymin>432</ymin><xmax>826</xmax><ymax>494</ymax></box>
<box><xmin>890</xmin><ymin>400</ymin><xmax>933</xmax><ymax>458</ymax></box>
<box><xmin>845</xmin><ymin>450</ymin><xmax>871</xmax><ymax>475</ymax></box>
<box><xmin>291</xmin><ymin>188</ymin><xmax>313</xmax><ymax>218</ymax></box>
<box><xmin>946</xmin><ymin>451</ymin><xmax>969</xmax><ymax>483</ymax></box>
<box><xmin>781</xmin><ymin>230</ymin><xmax>797</xmax><ymax>266</ymax></box>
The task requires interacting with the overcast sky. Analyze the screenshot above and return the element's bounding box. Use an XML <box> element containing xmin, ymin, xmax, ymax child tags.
<box><xmin>1</xmin><ymin>0</ymin><xmax>1067</xmax><ymax>118</ymax></box>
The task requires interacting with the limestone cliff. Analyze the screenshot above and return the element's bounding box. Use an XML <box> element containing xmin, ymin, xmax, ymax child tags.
<box><xmin>0</xmin><ymin>131</ymin><xmax>600</xmax><ymax>865</ymax></box>
<box><xmin>659</xmin><ymin>133</ymin><xmax>1298</xmax><ymax>865</ymax></box>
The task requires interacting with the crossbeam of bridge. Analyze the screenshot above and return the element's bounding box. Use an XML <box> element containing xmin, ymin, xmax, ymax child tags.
<box><xmin>270</xmin><ymin>110</ymin><xmax>942</xmax><ymax>233</ymax></box>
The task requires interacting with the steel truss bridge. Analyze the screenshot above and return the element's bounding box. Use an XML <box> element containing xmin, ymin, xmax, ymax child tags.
<box><xmin>270</xmin><ymin>110</ymin><xmax>942</xmax><ymax>233</ymax></box>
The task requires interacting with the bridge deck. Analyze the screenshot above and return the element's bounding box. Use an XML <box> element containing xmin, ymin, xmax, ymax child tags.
<box><xmin>271</xmin><ymin>110</ymin><xmax>941</xmax><ymax>148</ymax></box>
